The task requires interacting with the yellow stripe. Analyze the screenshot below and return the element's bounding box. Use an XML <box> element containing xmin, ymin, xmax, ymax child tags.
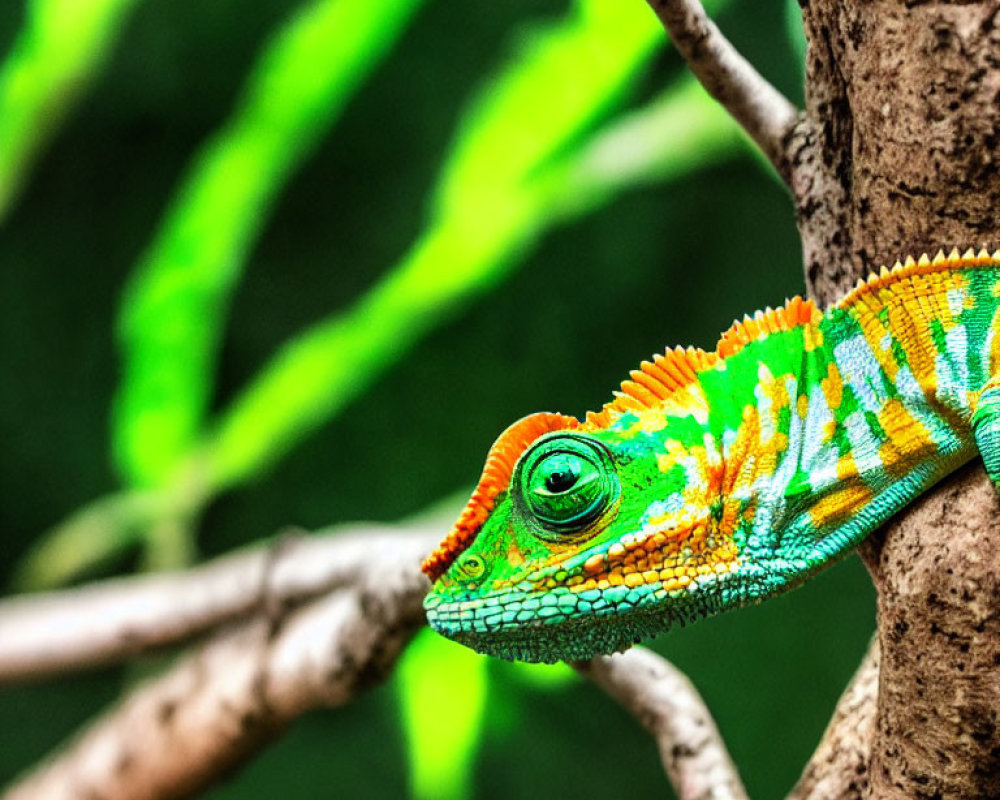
<box><xmin>809</xmin><ymin>482</ymin><xmax>874</xmax><ymax>528</ymax></box>
<box><xmin>877</xmin><ymin>398</ymin><xmax>937</xmax><ymax>478</ymax></box>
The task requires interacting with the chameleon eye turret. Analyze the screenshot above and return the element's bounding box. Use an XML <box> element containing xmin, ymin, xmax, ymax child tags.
<box><xmin>453</xmin><ymin>552</ymin><xmax>487</xmax><ymax>586</ymax></box>
<box><xmin>518</xmin><ymin>435</ymin><xmax>618</xmax><ymax>533</ymax></box>
<box><xmin>424</xmin><ymin>250</ymin><xmax>1000</xmax><ymax>663</ymax></box>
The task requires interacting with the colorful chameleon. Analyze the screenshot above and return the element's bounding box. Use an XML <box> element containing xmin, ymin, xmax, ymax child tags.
<box><xmin>422</xmin><ymin>249</ymin><xmax>1000</xmax><ymax>663</ymax></box>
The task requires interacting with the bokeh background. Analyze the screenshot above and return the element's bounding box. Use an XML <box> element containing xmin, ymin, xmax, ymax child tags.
<box><xmin>0</xmin><ymin>0</ymin><xmax>875</xmax><ymax>797</ymax></box>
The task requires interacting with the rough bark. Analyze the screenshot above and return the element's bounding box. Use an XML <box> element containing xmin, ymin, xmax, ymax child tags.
<box><xmin>799</xmin><ymin>1</ymin><xmax>1000</xmax><ymax>307</ymax></box>
<box><xmin>796</xmin><ymin>2</ymin><xmax>1000</xmax><ymax>797</ymax></box>
<box><xmin>858</xmin><ymin>465</ymin><xmax>1000</xmax><ymax>799</ymax></box>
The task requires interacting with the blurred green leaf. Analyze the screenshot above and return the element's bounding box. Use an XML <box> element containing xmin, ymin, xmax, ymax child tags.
<box><xmin>434</xmin><ymin>0</ymin><xmax>661</xmax><ymax>214</ymax></box>
<box><xmin>199</xmin><ymin>80</ymin><xmax>744</xmax><ymax>493</ymax></box>
<box><xmin>13</xmin><ymin>71</ymin><xmax>743</xmax><ymax>595</ymax></box>
<box><xmin>506</xmin><ymin>659</ymin><xmax>577</xmax><ymax>689</ymax></box>
<box><xmin>113</xmin><ymin>0</ymin><xmax>426</xmax><ymax>489</ymax></box>
<box><xmin>200</xmin><ymin>193</ymin><xmax>546</xmax><ymax>491</ymax></box>
<box><xmin>0</xmin><ymin>0</ymin><xmax>142</xmax><ymax>220</ymax></box>
<box><xmin>551</xmin><ymin>75</ymin><xmax>748</xmax><ymax>218</ymax></box>
<box><xmin>397</xmin><ymin>630</ymin><xmax>489</xmax><ymax>800</ymax></box>
<box><xmin>18</xmin><ymin>0</ymin><xmax>744</xmax><ymax>588</ymax></box>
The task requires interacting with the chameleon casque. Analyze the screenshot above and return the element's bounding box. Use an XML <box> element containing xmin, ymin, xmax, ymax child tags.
<box><xmin>422</xmin><ymin>248</ymin><xmax>1000</xmax><ymax>663</ymax></box>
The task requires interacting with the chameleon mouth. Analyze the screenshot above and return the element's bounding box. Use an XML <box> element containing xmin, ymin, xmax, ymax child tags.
<box><xmin>424</xmin><ymin>597</ymin><xmax>659</xmax><ymax>663</ymax></box>
<box><xmin>423</xmin><ymin>583</ymin><xmax>689</xmax><ymax>663</ymax></box>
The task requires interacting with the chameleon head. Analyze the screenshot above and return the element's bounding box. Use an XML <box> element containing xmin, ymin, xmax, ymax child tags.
<box><xmin>422</xmin><ymin>411</ymin><xmax>749</xmax><ymax>663</ymax></box>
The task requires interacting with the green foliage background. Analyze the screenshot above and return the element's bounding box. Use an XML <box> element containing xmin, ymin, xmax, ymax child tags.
<box><xmin>0</xmin><ymin>0</ymin><xmax>875</xmax><ymax>797</ymax></box>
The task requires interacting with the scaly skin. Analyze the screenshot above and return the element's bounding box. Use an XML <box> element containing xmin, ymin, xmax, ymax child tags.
<box><xmin>422</xmin><ymin>248</ymin><xmax>1000</xmax><ymax>663</ymax></box>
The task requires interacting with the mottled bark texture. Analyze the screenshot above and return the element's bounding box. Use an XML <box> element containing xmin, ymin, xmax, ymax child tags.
<box><xmin>797</xmin><ymin>3</ymin><xmax>1000</xmax><ymax>797</ymax></box>
<box><xmin>858</xmin><ymin>465</ymin><xmax>1000</xmax><ymax>800</ymax></box>
<box><xmin>799</xmin><ymin>1</ymin><xmax>1000</xmax><ymax>307</ymax></box>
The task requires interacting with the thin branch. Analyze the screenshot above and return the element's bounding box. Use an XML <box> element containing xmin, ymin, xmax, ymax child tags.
<box><xmin>647</xmin><ymin>0</ymin><xmax>800</xmax><ymax>184</ymax></box>
<box><xmin>0</xmin><ymin>523</ymin><xmax>442</xmax><ymax>685</ymax></box>
<box><xmin>787</xmin><ymin>637</ymin><xmax>879</xmax><ymax>800</ymax></box>
<box><xmin>576</xmin><ymin>648</ymin><xmax>749</xmax><ymax>800</ymax></box>
<box><xmin>2</xmin><ymin>538</ymin><xmax>431</xmax><ymax>800</ymax></box>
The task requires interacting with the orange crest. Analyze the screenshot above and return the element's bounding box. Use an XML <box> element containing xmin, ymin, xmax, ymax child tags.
<box><xmin>421</xmin><ymin>412</ymin><xmax>579</xmax><ymax>581</ymax></box>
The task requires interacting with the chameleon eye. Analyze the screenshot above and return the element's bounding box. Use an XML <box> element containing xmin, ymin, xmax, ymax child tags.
<box><xmin>519</xmin><ymin>435</ymin><xmax>617</xmax><ymax>532</ymax></box>
<box><xmin>455</xmin><ymin>553</ymin><xmax>486</xmax><ymax>585</ymax></box>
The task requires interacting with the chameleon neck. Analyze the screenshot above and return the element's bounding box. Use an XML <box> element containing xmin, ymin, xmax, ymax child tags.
<box><xmin>709</xmin><ymin>265</ymin><xmax>1000</xmax><ymax>587</ymax></box>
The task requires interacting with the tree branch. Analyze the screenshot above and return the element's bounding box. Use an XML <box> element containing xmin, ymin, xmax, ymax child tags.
<box><xmin>0</xmin><ymin>524</ymin><xmax>441</xmax><ymax>685</ymax></box>
<box><xmin>2</xmin><ymin>532</ymin><xmax>432</xmax><ymax>800</ymax></box>
<box><xmin>646</xmin><ymin>0</ymin><xmax>800</xmax><ymax>184</ymax></box>
<box><xmin>576</xmin><ymin>648</ymin><xmax>749</xmax><ymax>800</ymax></box>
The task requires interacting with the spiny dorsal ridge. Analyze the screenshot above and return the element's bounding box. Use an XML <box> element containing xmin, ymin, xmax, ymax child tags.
<box><xmin>597</xmin><ymin>345</ymin><xmax>714</xmax><ymax>423</ymax></box>
<box><xmin>716</xmin><ymin>296</ymin><xmax>819</xmax><ymax>359</ymax></box>
<box><xmin>837</xmin><ymin>246</ymin><xmax>1000</xmax><ymax>312</ymax></box>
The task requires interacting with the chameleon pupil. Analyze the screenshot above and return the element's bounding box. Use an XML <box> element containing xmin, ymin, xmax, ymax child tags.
<box><xmin>544</xmin><ymin>463</ymin><xmax>580</xmax><ymax>493</ymax></box>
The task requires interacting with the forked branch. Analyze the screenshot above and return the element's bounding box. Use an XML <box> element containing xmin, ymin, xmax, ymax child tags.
<box><xmin>2</xmin><ymin>533</ymin><xmax>432</xmax><ymax>800</ymax></box>
<box><xmin>0</xmin><ymin>525</ymin><xmax>440</xmax><ymax>685</ymax></box>
<box><xmin>1</xmin><ymin>513</ymin><xmax>881</xmax><ymax>800</ymax></box>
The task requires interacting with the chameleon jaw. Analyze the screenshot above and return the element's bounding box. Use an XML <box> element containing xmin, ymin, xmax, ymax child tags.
<box><xmin>422</xmin><ymin>571</ymin><xmax>744</xmax><ymax>663</ymax></box>
<box><xmin>423</xmin><ymin>588</ymin><xmax>671</xmax><ymax>663</ymax></box>
<box><xmin>427</xmin><ymin>611</ymin><xmax>659</xmax><ymax>663</ymax></box>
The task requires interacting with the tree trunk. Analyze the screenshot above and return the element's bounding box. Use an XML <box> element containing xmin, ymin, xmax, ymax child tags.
<box><xmin>796</xmin><ymin>3</ymin><xmax>1000</xmax><ymax>797</ymax></box>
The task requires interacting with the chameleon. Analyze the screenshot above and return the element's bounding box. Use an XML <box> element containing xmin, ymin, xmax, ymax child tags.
<box><xmin>422</xmin><ymin>248</ymin><xmax>1000</xmax><ymax>663</ymax></box>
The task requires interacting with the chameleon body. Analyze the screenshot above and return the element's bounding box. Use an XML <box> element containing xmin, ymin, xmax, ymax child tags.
<box><xmin>422</xmin><ymin>249</ymin><xmax>1000</xmax><ymax>663</ymax></box>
